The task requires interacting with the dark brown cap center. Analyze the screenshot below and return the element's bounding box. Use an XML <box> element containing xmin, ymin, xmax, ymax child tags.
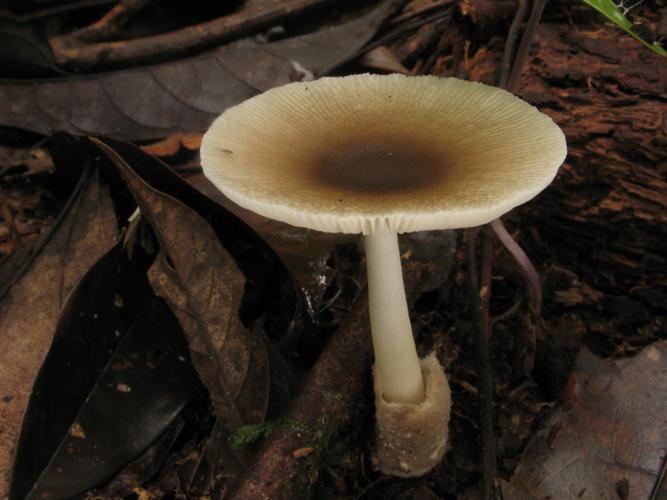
<box><xmin>308</xmin><ymin>137</ymin><xmax>445</xmax><ymax>194</ymax></box>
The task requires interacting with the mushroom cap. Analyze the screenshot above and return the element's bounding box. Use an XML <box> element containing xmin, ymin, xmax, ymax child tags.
<box><xmin>201</xmin><ymin>74</ymin><xmax>566</xmax><ymax>234</ymax></box>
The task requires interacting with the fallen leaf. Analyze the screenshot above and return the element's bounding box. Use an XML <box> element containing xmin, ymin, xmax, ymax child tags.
<box><xmin>10</xmin><ymin>242</ymin><xmax>201</xmax><ymax>499</ymax></box>
<box><xmin>91</xmin><ymin>138</ymin><xmax>293</xmax><ymax>484</ymax></box>
<box><xmin>503</xmin><ymin>341</ymin><xmax>667</xmax><ymax>499</ymax></box>
<box><xmin>0</xmin><ymin>18</ymin><xmax>62</xmax><ymax>78</ymax></box>
<box><xmin>95</xmin><ymin>417</ymin><xmax>185</xmax><ymax>498</ymax></box>
<box><xmin>358</xmin><ymin>45</ymin><xmax>410</xmax><ymax>74</ymax></box>
<box><xmin>89</xmin><ymin>136</ymin><xmax>296</xmax><ymax>327</ymax></box>
<box><xmin>0</xmin><ymin>164</ymin><xmax>118</xmax><ymax>498</ymax></box>
<box><xmin>0</xmin><ymin>0</ymin><xmax>395</xmax><ymax>140</ymax></box>
<box><xmin>140</xmin><ymin>132</ymin><xmax>203</xmax><ymax>158</ymax></box>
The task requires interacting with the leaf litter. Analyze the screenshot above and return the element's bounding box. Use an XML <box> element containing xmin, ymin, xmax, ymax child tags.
<box><xmin>10</xmin><ymin>241</ymin><xmax>201</xmax><ymax>499</ymax></box>
<box><xmin>90</xmin><ymin>137</ymin><xmax>296</xmax><ymax>488</ymax></box>
<box><xmin>0</xmin><ymin>0</ymin><xmax>396</xmax><ymax>140</ymax></box>
<box><xmin>2</xmin><ymin>121</ymin><xmax>304</xmax><ymax>497</ymax></box>
<box><xmin>0</xmin><ymin>160</ymin><xmax>118</xmax><ymax>498</ymax></box>
<box><xmin>503</xmin><ymin>341</ymin><xmax>667</xmax><ymax>500</ymax></box>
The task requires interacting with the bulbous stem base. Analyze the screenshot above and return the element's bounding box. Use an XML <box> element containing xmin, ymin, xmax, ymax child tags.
<box><xmin>374</xmin><ymin>353</ymin><xmax>451</xmax><ymax>477</ymax></box>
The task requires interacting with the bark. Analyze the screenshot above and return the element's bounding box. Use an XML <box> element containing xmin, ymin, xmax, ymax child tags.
<box><xmin>517</xmin><ymin>23</ymin><xmax>667</xmax><ymax>295</ymax></box>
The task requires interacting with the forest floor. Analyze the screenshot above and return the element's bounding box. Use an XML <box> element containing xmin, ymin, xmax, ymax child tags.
<box><xmin>0</xmin><ymin>0</ymin><xmax>666</xmax><ymax>499</ymax></box>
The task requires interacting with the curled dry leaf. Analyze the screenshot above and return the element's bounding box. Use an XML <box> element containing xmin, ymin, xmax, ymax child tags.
<box><xmin>503</xmin><ymin>341</ymin><xmax>667</xmax><ymax>499</ymax></box>
<box><xmin>190</xmin><ymin>173</ymin><xmax>352</xmax><ymax>321</ymax></box>
<box><xmin>90</xmin><ymin>138</ymin><xmax>289</xmax><ymax>482</ymax></box>
<box><xmin>86</xmin><ymin>136</ymin><xmax>296</xmax><ymax>327</ymax></box>
<box><xmin>0</xmin><ymin>0</ymin><xmax>395</xmax><ymax>140</ymax></box>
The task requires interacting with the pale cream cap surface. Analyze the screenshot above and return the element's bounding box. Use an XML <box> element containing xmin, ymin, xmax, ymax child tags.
<box><xmin>201</xmin><ymin>74</ymin><xmax>567</xmax><ymax>234</ymax></box>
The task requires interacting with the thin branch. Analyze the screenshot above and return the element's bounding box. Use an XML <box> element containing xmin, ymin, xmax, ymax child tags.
<box><xmin>468</xmin><ymin>228</ymin><xmax>495</xmax><ymax>500</ymax></box>
<box><xmin>64</xmin><ymin>0</ymin><xmax>151</xmax><ymax>44</ymax></box>
<box><xmin>649</xmin><ymin>450</ymin><xmax>667</xmax><ymax>500</ymax></box>
<box><xmin>506</xmin><ymin>0</ymin><xmax>549</xmax><ymax>92</ymax></box>
<box><xmin>499</xmin><ymin>0</ymin><xmax>528</xmax><ymax>88</ymax></box>
<box><xmin>48</xmin><ymin>0</ymin><xmax>346</xmax><ymax>70</ymax></box>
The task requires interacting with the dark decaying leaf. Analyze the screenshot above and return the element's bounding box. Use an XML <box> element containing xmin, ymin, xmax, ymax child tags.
<box><xmin>503</xmin><ymin>341</ymin><xmax>667</xmax><ymax>500</ymax></box>
<box><xmin>190</xmin><ymin>174</ymin><xmax>352</xmax><ymax>321</ymax></box>
<box><xmin>0</xmin><ymin>0</ymin><xmax>394</xmax><ymax>139</ymax></box>
<box><xmin>9</xmin><ymin>233</ymin><xmax>202</xmax><ymax>500</ymax></box>
<box><xmin>90</xmin><ymin>136</ymin><xmax>296</xmax><ymax>328</ymax></box>
<box><xmin>96</xmin><ymin>416</ymin><xmax>186</xmax><ymax>498</ymax></box>
<box><xmin>0</xmin><ymin>163</ymin><xmax>118</xmax><ymax>498</ymax></box>
<box><xmin>0</xmin><ymin>18</ymin><xmax>62</xmax><ymax>78</ymax></box>
<box><xmin>90</xmin><ymin>138</ymin><xmax>293</xmax><ymax>481</ymax></box>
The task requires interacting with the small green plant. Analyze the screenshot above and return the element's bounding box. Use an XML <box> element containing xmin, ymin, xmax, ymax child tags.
<box><xmin>231</xmin><ymin>418</ymin><xmax>313</xmax><ymax>448</ymax></box>
<box><xmin>583</xmin><ymin>0</ymin><xmax>667</xmax><ymax>56</ymax></box>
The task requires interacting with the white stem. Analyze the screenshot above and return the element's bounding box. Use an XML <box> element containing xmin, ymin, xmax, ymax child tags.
<box><xmin>364</xmin><ymin>232</ymin><xmax>425</xmax><ymax>404</ymax></box>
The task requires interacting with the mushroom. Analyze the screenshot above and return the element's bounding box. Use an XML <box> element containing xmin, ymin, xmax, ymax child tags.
<box><xmin>200</xmin><ymin>74</ymin><xmax>566</xmax><ymax>476</ymax></box>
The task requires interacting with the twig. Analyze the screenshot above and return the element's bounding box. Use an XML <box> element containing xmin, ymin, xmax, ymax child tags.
<box><xmin>490</xmin><ymin>298</ymin><xmax>522</xmax><ymax>327</ymax></box>
<box><xmin>353</xmin><ymin>6</ymin><xmax>453</xmax><ymax>59</ymax></box>
<box><xmin>62</xmin><ymin>0</ymin><xmax>151</xmax><ymax>44</ymax></box>
<box><xmin>649</xmin><ymin>450</ymin><xmax>667</xmax><ymax>500</ymax></box>
<box><xmin>506</xmin><ymin>0</ymin><xmax>549</xmax><ymax>92</ymax></box>
<box><xmin>467</xmin><ymin>228</ymin><xmax>495</xmax><ymax>500</ymax></box>
<box><xmin>48</xmin><ymin>0</ymin><xmax>346</xmax><ymax>70</ymax></box>
<box><xmin>470</xmin><ymin>4</ymin><xmax>549</xmax><ymax>496</ymax></box>
<box><xmin>227</xmin><ymin>261</ymin><xmax>429</xmax><ymax>499</ymax></box>
<box><xmin>499</xmin><ymin>0</ymin><xmax>528</xmax><ymax>87</ymax></box>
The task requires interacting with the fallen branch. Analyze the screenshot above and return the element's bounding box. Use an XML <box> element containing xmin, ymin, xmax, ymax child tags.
<box><xmin>48</xmin><ymin>0</ymin><xmax>346</xmax><ymax>70</ymax></box>
<box><xmin>498</xmin><ymin>0</ymin><xmax>527</xmax><ymax>87</ymax></box>
<box><xmin>63</xmin><ymin>0</ymin><xmax>151</xmax><ymax>44</ymax></box>
<box><xmin>228</xmin><ymin>261</ymin><xmax>430</xmax><ymax>500</ymax></box>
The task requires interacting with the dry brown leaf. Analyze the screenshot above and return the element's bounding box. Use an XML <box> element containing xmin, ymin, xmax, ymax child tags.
<box><xmin>503</xmin><ymin>341</ymin><xmax>667</xmax><ymax>499</ymax></box>
<box><xmin>358</xmin><ymin>46</ymin><xmax>411</xmax><ymax>74</ymax></box>
<box><xmin>91</xmin><ymin>139</ymin><xmax>276</xmax><ymax>480</ymax></box>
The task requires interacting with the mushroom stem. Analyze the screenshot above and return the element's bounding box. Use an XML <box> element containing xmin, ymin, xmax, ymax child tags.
<box><xmin>364</xmin><ymin>232</ymin><xmax>425</xmax><ymax>404</ymax></box>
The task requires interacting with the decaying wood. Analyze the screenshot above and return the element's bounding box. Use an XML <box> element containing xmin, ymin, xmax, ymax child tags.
<box><xmin>228</xmin><ymin>261</ymin><xmax>431</xmax><ymax>500</ymax></box>
<box><xmin>517</xmin><ymin>23</ymin><xmax>667</xmax><ymax>293</ymax></box>
<box><xmin>48</xmin><ymin>0</ymin><xmax>346</xmax><ymax>70</ymax></box>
